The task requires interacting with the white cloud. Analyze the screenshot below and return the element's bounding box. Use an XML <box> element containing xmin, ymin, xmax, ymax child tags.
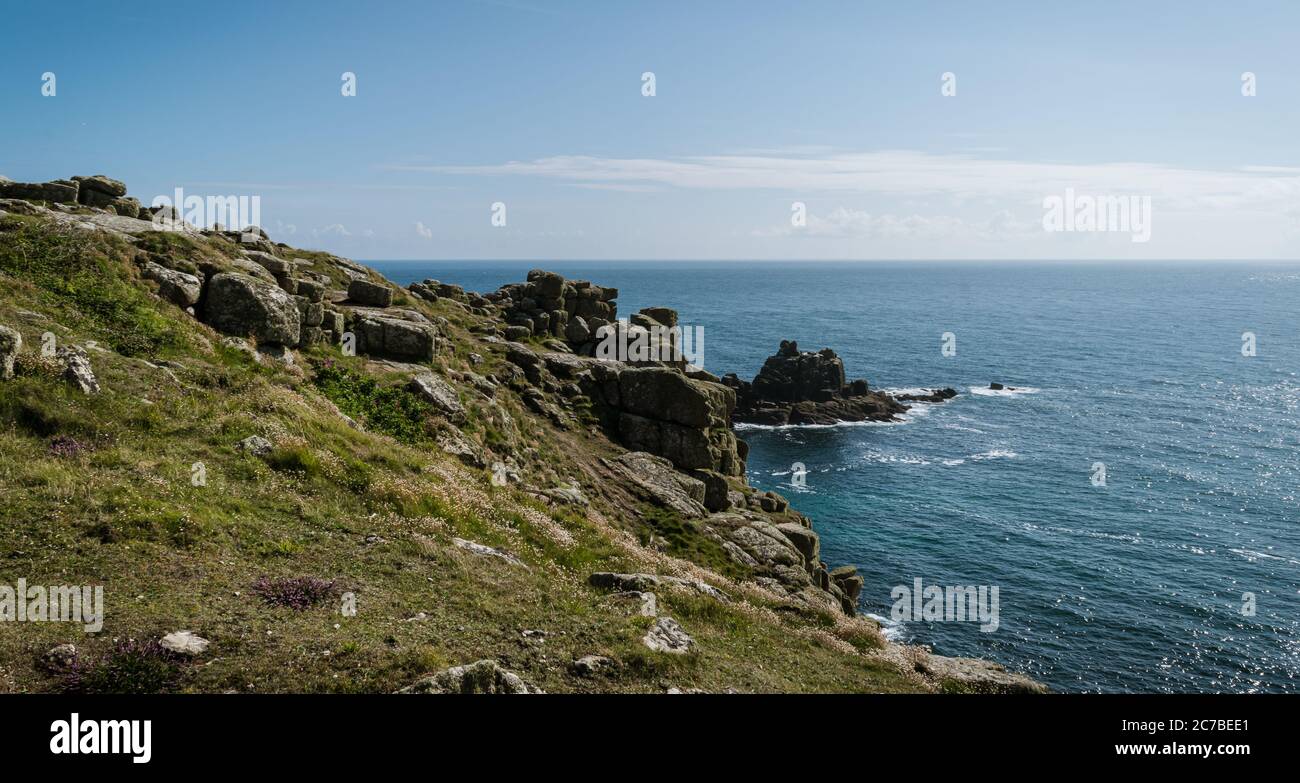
<box><xmin>402</xmin><ymin>150</ymin><xmax>1300</xmax><ymax>214</ymax></box>
<box><xmin>415</xmin><ymin>221</ymin><xmax>433</xmax><ymax>239</ymax></box>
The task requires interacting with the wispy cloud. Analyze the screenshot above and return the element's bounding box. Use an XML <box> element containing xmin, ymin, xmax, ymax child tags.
<box><xmin>397</xmin><ymin>150</ymin><xmax>1300</xmax><ymax>213</ymax></box>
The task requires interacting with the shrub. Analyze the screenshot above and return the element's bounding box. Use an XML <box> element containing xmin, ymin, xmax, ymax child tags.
<box><xmin>57</xmin><ymin>639</ymin><xmax>184</xmax><ymax>694</ymax></box>
<box><xmin>311</xmin><ymin>360</ymin><xmax>433</xmax><ymax>445</ymax></box>
<box><xmin>251</xmin><ymin>576</ymin><xmax>339</xmax><ymax>610</ymax></box>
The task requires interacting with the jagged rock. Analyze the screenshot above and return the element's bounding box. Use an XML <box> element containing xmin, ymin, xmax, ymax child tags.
<box><xmin>565</xmin><ymin>315</ymin><xmax>590</xmax><ymax>343</ymax></box>
<box><xmin>352</xmin><ymin>313</ymin><xmax>437</xmax><ymax>362</ymax></box>
<box><xmin>236</xmin><ymin>435</ymin><xmax>274</xmax><ymax>455</ymax></box>
<box><xmin>397</xmin><ymin>659</ymin><xmax>543</xmax><ymax>694</ymax></box>
<box><xmin>348</xmin><ymin>278</ymin><xmax>393</xmax><ymax>307</ymax></box>
<box><xmin>726</xmin><ymin>341</ymin><xmax>909</xmax><ymax>425</ymax></box>
<box><xmin>141</xmin><ymin>261</ymin><xmax>201</xmax><ymax>308</ymax></box>
<box><xmin>203</xmin><ymin>273</ymin><xmax>302</xmax><ymax>346</ymax></box>
<box><xmin>453</xmin><ymin>537</ymin><xmax>526</xmax><ymax>568</ymax></box>
<box><xmin>540</xmin><ymin>484</ymin><xmax>588</xmax><ymax>506</ymax></box>
<box><xmin>0</xmin><ymin>325</ymin><xmax>21</xmax><ymax>380</ymax></box>
<box><xmin>829</xmin><ymin>565</ymin><xmax>862</xmax><ymax>606</ymax></box>
<box><xmin>572</xmin><ymin>655</ymin><xmax>614</xmax><ymax>676</ymax></box>
<box><xmin>776</xmin><ymin>522</ymin><xmax>820</xmax><ymax>564</ymax></box>
<box><xmin>897</xmin><ymin>388</ymin><xmax>958</xmax><ymax>403</ymax></box>
<box><xmin>642</xmin><ymin>617</ymin><xmax>694</xmax><ymax>654</ymax></box>
<box><xmin>691</xmin><ymin>469</ymin><xmax>731</xmax><ymax>512</ymax></box>
<box><xmin>607</xmin><ymin>451</ymin><xmax>707</xmax><ymax>517</ymax></box>
<box><xmin>160</xmin><ymin>630</ymin><xmax>210</xmax><ymax>656</ymax></box>
<box><xmin>915</xmin><ymin>654</ymin><xmax>1048</xmax><ymax>694</ymax></box>
<box><xmin>57</xmin><ymin>347</ymin><xmax>100</xmax><ymax>394</ymax></box>
<box><xmin>639</xmin><ymin>306</ymin><xmax>678</xmax><ymax>328</ymax></box>
<box><xmin>408</xmin><ymin>373</ymin><xmax>466</xmax><ymax>422</ymax></box>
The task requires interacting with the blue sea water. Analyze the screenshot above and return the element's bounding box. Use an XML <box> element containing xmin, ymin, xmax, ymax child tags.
<box><xmin>371</xmin><ymin>260</ymin><xmax>1300</xmax><ymax>693</ymax></box>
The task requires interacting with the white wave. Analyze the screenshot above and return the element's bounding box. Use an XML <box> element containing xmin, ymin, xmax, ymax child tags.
<box><xmin>735</xmin><ymin>417</ymin><xmax>910</xmax><ymax>432</ymax></box>
<box><xmin>969</xmin><ymin>449</ymin><xmax>1019</xmax><ymax>460</ymax></box>
<box><xmin>866</xmin><ymin>612</ymin><xmax>905</xmax><ymax>642</ymax></box>
<box><xmin>942</xmin><ymin>458</ymin><xmax>966</xmax><ymax>466</ymax></box>
<box><xmin>969</xmin><ymin>385</ymin><xmax>1041</xmax><ymax>397</ymax></box>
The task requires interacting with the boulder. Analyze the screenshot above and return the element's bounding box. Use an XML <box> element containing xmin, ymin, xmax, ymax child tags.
<box><xmin>691</xmin><ymin>469</ymin><xmax>731</xmax><ymax>512</ymax></box>
<box><xmin>203</xmin><ymin>273</ymin><xmax>302</xmax><ymax>346</ymax></box>
<box><xmin>159</xmin><ymin>630</ymin><xmax>210</xmax><ymax>656</ymax></box>
<box><xmin>141</xmin><ymin>261</ymin><xmax>201</xmax><ymax>308</ymax></box>
<box><xmin>57</xmin><ymin>347</ymin><xmax>100</xmax><ymax>394</ymax></box>
<box><xmin>352</xmin><ymin>313</ymin><xmax>437</xmax><ymax>362</ymax></box>
<box><xmin>915</xmin><ymin>654</ymin><xmax>1048</xmax><ymax>694</ymax></box>
<box><xmin>397</xmin><ymin>660</ymin><xmax>543</xmax><ymax>694</ymax></box>
<box><xmin>348</xmin><ymin>278</ymin><xmax>393</xmax><ymax>307</ymax></box>
<box><xmin>642</xmin><ymin>617</ymin><xmax>694</xmax><ymax>654</ymax></box>
<box><xmin>71</xmin><ymin>175</ymin><xmax>127</xmax><ymax>197</ymax></box>
<box><xmin>408</xmin><ymin>372</ymin><xmax>466</xmax><ymax>422</ymax></box>
<box><xmin>236</xmin><ymin>435</ymin><xmax>273</xmax><ymax>455</ymax></box>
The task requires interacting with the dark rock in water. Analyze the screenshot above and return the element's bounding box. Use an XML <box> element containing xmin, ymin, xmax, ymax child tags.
<box><xmin>726</xmin><ymin>341</ymin><xmax>908</xmax><ymax>425</ymax></box>
<box><xmin>988</xmin><ymin>382</ymin><xmax>1016</xmax><ymax>391</ymax></box>
<box><xmin>896</xmin><ymin>387</ymin><xmax>959</xmax><ymax>403</ymax></box>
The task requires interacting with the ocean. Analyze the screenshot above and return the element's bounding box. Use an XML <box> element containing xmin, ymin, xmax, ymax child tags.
<box><xmin>370</xmin><ymin>260</ymin><xmax>1300</xmax><ymax>693</ymax></box>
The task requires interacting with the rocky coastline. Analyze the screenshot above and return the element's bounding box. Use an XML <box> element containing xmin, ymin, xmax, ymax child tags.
<box><xmin>0</xmin><ymin>173</ymin><xmax>1043</xmax><ymax>694</ymax></box>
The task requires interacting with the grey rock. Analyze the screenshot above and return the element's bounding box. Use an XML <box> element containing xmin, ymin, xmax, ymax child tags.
<box><xmin>141</xmin><ymin>262</ymin><xmax>201</xmax><ymax>308</ymax></box>
<box><xmin>236</xmin><ymin>435</ymin><xmax>274</xmax><ymax>455</ymax></box>
<box><xmin>348</xmin><ymin>278</ymin><xmax>393</xmax><ymax>307</ymax></box>
<box><xmin>453</xmin><ymin>537</ymin><xmax>526</xmax><ymax>568</ymax></box>
<box><xmin>607</xmin><ymin>451</ymin><xmax>707</xmax><ymax>517</ymax></box>
<box><xmin>642</xmin><ymin>617</ymin><xmax>694</xmax><ymax>654</ymax></box>
<box><xmin>203</xmin><ymin>273</ymin><xmax>302</xmax><ymax>346</ymax></box>
<box><xmin>397</xmin><ymin>659</ymin><xmax>543</xmax><ymax>694</ymax></box>
<box><xmin>408</xmin><ymin>373</ymin><xmax>466</xmax><ymax>422</ymax></box>
<box><xmin>160</xmin><ymin>630</ymin><xmax>210</xmax><ymax>656</ymax></box>
<box><xmin>572</xmin><ymin>655</ymin><xmax>614</xmax><ymax>676</ymax></box>
<box><xmin>57</xmin><ymin>347</ymin><xmax>100</xmax><ymax>394</ymax></box>
<box><xmin>352</xmin><ymin>313</ymin><xmax>437</xmax><ymax>362</ymax></box>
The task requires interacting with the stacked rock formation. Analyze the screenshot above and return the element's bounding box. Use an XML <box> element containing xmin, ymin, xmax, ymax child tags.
<box><xmin>725</xmin><ymin>341</ymin><xmax>909</xmax><ymax>425</ymax></box>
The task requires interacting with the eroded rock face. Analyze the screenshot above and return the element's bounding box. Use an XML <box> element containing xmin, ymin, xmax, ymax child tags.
<box><xmin>397</xmin><ymin>659</ymin><xmax>543</xmax><ymax>694</ymax></box>
<box><xmin>203</xmin><ymin>273</ymin><xmax>302</xmax><ymax>346</ymax></box>
<box><xmin>725</xmin><ymin>341</ymin><xmax>910</xmax><ymax>426</ymax></box>
<box><xmin>607</xmin><ymin>451</ymin><xmax>708</xmax><ymax>517</ymax></box>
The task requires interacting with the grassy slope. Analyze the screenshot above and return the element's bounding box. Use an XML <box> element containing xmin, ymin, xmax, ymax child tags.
<box><xmin>0</xmin><ymin>215</ymin><xmax>927</xmax><ymax>693</ymax></box>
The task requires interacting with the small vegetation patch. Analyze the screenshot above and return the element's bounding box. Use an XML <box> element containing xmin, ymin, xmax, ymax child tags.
<box><xmin>251</xmin><ymin>576</ymin><xmax>339</xmax><ymax>610</ymax></box>
<box><xmin>311</xmin><ymin>360</ymin><xmax>433</xmax><ymax>444</ymax></box>
<box><xmin>637</xmin><ymin>505</ymin><xmax>752</xmax><ymax>581</ymax></box>
<box><xmin>57</xmin><ymin>639</ymin><xmax>185</xmax><ymax>694</ymax></box>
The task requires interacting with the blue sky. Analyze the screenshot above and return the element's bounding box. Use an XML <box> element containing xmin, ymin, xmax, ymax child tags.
<box><xmin>4</xmin><ymin>0</ymin><xmax>1300</xmax><ymax>259</ymax></box>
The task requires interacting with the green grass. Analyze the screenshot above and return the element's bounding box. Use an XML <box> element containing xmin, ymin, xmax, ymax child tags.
<box><xmin>636</xmin><ymin>505</ymin><xmax>752</xmax><ymax>581</ymax></box>
<box><xmin>0</xmin><ymin>217</ymin><xmax>186</xmax><ymax>357</ymax></box>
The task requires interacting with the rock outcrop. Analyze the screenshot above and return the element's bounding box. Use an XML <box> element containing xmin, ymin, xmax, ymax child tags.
<box><xmin>0</xmin><ymin>325</ymin><xmax>20</xmax><ymax>380</ymax></box>
<box><xmin>726</xmin><ymin>341</ymin><xmax>932</xmax><ymax>425</ymax></box>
